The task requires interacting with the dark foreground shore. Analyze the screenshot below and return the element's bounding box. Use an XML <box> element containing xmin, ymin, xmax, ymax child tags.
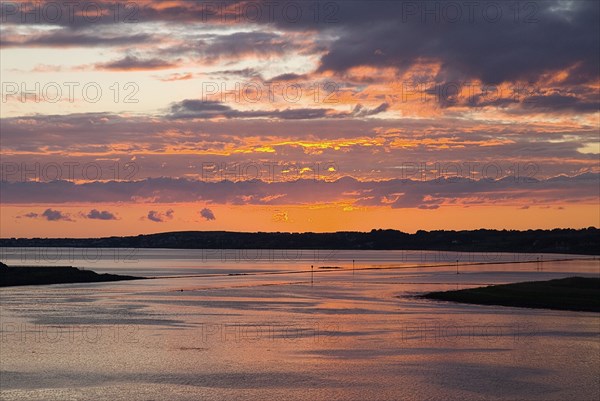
<box><xmin>0</xmin><ymin>264</ymin><xmax>144</xmax><ymax>287</ymax></box>
<box><xmin>422</xmin><ymin>277</ymin><xmax>600</xmax><ymax>312</ymax></box>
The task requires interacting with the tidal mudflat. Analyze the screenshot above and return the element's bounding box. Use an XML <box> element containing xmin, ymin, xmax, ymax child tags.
<box><xmin>1</xmin><ymin>250</ymin><xmax>598</xmax><ymax>400</ymax></box>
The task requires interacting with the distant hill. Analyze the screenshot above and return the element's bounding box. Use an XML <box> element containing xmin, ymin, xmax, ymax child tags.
<box><xmin>1</xmin><ymin>228</ymin><xmax>598</xmax><ymax>255</ymax></box>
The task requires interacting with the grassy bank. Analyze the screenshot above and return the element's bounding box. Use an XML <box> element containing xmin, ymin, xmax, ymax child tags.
<box><xmin>0</xmin><ymin>265</ymin><xmax>144</xmax><ymax>287</ymax></box>
<box><xmin>422</xmin><ymin>277</ymin><xmax>600</xmax><ymax>312</ymax></box>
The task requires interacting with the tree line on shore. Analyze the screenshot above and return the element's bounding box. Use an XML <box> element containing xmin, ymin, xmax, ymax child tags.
<box><xmin>1</xmin><ymin>228</ymin><xmax>598</xmax><ymax>255</ymax></box>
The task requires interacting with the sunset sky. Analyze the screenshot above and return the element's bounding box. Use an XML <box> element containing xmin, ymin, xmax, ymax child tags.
<box><xmin>1</xmin><ymin>0</ymin><xmax>599</xmax><ymax>237</ymax></box>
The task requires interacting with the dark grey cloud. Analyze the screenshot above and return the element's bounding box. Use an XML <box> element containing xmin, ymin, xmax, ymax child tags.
<box><xmin>200</xmin><ymin>208</ymin><xmax>216</xmax><ymax>221</ymax></box>
<box><xmin>170</xmin><ymin>100</ymin><xmax>234</xmax><ymax>119</ymax></box>
<box><xmin>147</xmin><ymin>211</ymin><xmax>162</xmax><ymax>222</ymax></box>
<box><xmin>0</xmin><ymin>1</ymin><xmax>248</xmax><ymax>27</ymax></box>
<box><xmin>96</xmin><ymin>55</ymin><xmax>177</xmax><ymax>71</ymax></box>
<box><xmin>351</xmin><ymin>103</ymin><xmax>389</xmax><ymax>117</ymax></box>
<box><xmin>315</xmin><ymin>1</ymin><xmax>600</xmax><ymax>85</ymax></box>
<box><xmin>42</xmin><ymin>208</ymin><xmax>72</xmax><ymax>221</ymax></box>
<box><xmin>209</xmin><ymin>68</ymin><xmax>262</xmax><ymax>79</ymax></box>
<box><xmin>0</xmin><ymin>1</ymin><xmax>141</xmax><ymax>27</ymax></box>
<box><xmin>3</xmin><ymin>1</ymin><xmax>597</xmax><ymax>90</ymax></box>
<box><xmin>2</xmin><ymin>174</ymin><xmax>598</xmax><ymax>210</ymax></box>
<box><xmin>169</xmin><ymin>100</ymin><xmax>389</xmax><ymax>120</ymax></box>
<box><xmin>158</xmin><ymin>31</ymin><xmax>310</xmax><ymax>61</ymax></box>
<box><xmin>521</xmin><ymin>94</ymin><xmax>600</xmax><ymax>113</ymax></box>
<box><xmin>354</xmin><ymin>173</ymin><xmax>600</xmax><ymax>210</ymax></box>
<box><xmin>4</xmin><ymin>1</ymin><xmax>598</xmax><ymax>87</ymax></box>
<box><xmin>267</xmin><ymin>73</ymin><xmax>309</xmax><ymax>82</ymax></box>
<box><xmin>85</xmin><ymin>209</ymin><xmax>117</xmax><ymax>220</ymax></box>
<box><xmin>147</xmin><ymin>209</ymin><xmax>174</xmax><ymax>223</ymax></box>
<box><xmin>431</xmin><ymin>85</ymin><xmax>599</xmax><ymax>113</ymax></box>
<box><xmin>202</xmin><ymin>31</ymin><xmax>297</xmax><ymax>58</ymax></box>
<box><xmin>1</xmin><ymin>29</ymin><xmax>153</xmax><ymax>48</ymax></box>
<box><xmin>20</xmin><ymin>208</ymin><xmax>73</xmax><ymax>221</ymax></box>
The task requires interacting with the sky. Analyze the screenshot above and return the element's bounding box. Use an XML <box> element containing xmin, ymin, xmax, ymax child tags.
<box><xmin>0</xmin><ymin>0</ymin><xmax>599</xmax><ymax>237</ymax></box>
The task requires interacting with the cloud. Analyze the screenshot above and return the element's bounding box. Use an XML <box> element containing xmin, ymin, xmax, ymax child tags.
<box><xmin>3</xmin><ymin>1</ymin><xmax>597</xmax><ymax>87</ymax></box>
<box><xmin>0</xmin><ymin>1</ymin><xmax>255</xmax><ymax>28</ymax></box>
<box><xmin>455</xmin><ymin>87</ymin><xmax>600</xmax><ymax>114</ymax></box>
<box><xmin>169</xmin><ymin>100</ymin><xmax>389</xmax><ymax>120</ymax></box>
<box><xmin>85</xmin><ymin>209</ymin><xmax>117</xmax><ymax>220</ymax></box>
<box><xmin>2</xmin><ymin>174</ymin><xmax>598</xmax><ymax>211</ymax></box>
<box><xmin>272</xmin><ymin>211</ymin><xmax>290</xmax><ymax>223</ymax></box>
<box><xmin>95</xmin><ymin>56</ymin><xmax>178</xmax><ymax>71</ymax></box>
<box><xmin>211</xmin><ymin>68</ymin><xmax>262</xmax><ymax>79</ymax></box>
<box><xmin>0</xmin><ymin>110</ymin><xmax>597</xmax><ymax>184</ymax></box>
<box><xmin>147</xmin><ymin>209</ymin><xmax>174</xmax><ymax>223</ymax></box>
<box><xmin>157</xmin><ymin>72</ymin><xmax>195</xmax><ymax>82</ymax></box>
<box><xmin>159</xmin><ymin>31</ymin><xmax>309</xmax><ymax>62</ymax></box>
<box><xmin>1</xmin><ymin>30</ymin><xmax>153</xmax><ymax>48</ymax></box>
<box><xmin>316</xmin><ymin>1</ymin><xmax>600</xmax><ymax>86</ymax></box>
<box><xmin>350</xmin><ymin>103</ymin><xmax>389</xmax><ymax>117</ymax></box>
<box><xmin>521</xmin><ymin>94</ymin><xmax>600</xmax><ymax>113</ymax></box>
<box><xmin>42</xmin><ymin>208</ymin><xmax>73</xmax><ymax>221</ymax></box>
<box><xmin>267</xmin><ymin>73</ymin><xmax>308</xmax><ymax>82</ymax></box>
<box><xmin>20</xmin><ymin>209</ymin><xmax>74</xmax><ymax>221</ymax></box>
<box><xmin>201</xmin><ymin>31</ymin><xmax>299</xmax><ymax>59</ymax></box>
<box><xmin>200</xmin><ymin>208</ymin><xmax>216</xmax><ymax>221</ymax></box>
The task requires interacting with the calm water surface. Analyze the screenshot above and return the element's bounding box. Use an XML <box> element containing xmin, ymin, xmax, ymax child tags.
<box><xmin>1</xmin><ymin>249</ymin><xmax>598</xmax><ymax>400</ymax></box>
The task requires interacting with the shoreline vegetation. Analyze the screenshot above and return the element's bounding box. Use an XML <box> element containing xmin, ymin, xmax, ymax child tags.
<box><xmin>0</xmin><ymin>228</ymin><xmax>598</xmax><ymax>255</ymax></box>
<box><xmin>0</xmin><ymin>263</ymin><xmax>144</xmax><ymax>287</ymax></box>
<box><xmin>422</xmin><ymin>277</ymin><xmax>600</xmax><ymax>312</ymax></box>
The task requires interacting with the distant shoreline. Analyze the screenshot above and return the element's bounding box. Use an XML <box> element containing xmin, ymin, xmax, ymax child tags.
<box><xmin>421</xmin><ymin>277</ymin><xmax>600</xmax><ymax>312</ymax></box>
<box><xmin>1</xmin><ymin>228</ymin><xmax>598</xmax><ymax>255</ymax></box>
<box><xmin>0</xmin><ymin>265</ymin><xmax>145</xmax><ymax>287</ymax></box>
